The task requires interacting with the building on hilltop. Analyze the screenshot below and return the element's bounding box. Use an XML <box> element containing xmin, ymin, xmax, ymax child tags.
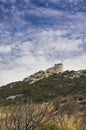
<box><xmin>46</xmin><ymin>63</ymin><xmax>64</xmax><ymax>74</ymax></box>
<box><xmin>24</xmin><ymin>63</ymin><xmax>64</xmax><ymax>83</ymax></box>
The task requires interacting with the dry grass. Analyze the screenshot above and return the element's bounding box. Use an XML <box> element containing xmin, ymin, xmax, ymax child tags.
<box><xmin>56</xmin><ymin>114</ymin><xmax>85</xmax><ymax>130</ymax></box>
<box><xmin>0</xmin><ymin>105</ymin><xmax>86</xmax><ymax>130</ymax></box>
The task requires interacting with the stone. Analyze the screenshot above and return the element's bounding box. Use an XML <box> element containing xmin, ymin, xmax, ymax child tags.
<box><xmin>23</xmin><ymin>63</ymin><xmax>64</xmax><ymax>83</ymax></box>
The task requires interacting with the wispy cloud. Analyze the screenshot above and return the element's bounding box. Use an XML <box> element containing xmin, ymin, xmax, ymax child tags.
<box><xmin>0</xmin><ymin>44</ymin><xmax>13</xmax><ymax>53</ymax></box>
<box><xmin>0</xmin><ymin>0</ymin><xmax>86</xmax><ymax>86</ymax></box>
<box><xmin>0</xmin><ymin>28</ymin><xmax>85</xmax><ymax>86</ymax></box>
<box><xmin>64</xmin><ymin>54</ymin><xmax>86</xmax><ymax>70</ymax></box>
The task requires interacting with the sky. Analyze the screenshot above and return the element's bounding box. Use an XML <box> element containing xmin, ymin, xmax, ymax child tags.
<box><xmin>0</xmin><ymin>0</ymin><xmax>86</xmax><ymax>86</ymax></box>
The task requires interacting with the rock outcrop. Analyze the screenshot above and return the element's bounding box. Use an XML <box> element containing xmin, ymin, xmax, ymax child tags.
<box><xmin>24</xmin><ymin>63</ymin><xmax>64</xmax><ymax>83</ymax></box>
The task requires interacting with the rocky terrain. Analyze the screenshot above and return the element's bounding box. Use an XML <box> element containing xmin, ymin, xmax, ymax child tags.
<box><xmin>24</xmin><ymin>63</ymin><xmax>64</xmax><ymax>83</ymax></box>
<box><xmin>0</xmin><ymin>64</ymin><xmax>86</xmax><ymax>125</ymax></box>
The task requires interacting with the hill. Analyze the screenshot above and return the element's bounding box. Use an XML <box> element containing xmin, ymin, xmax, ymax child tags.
<box><xmin>0</xmin><ymin>65</ymin><xmax>86</xmax><ymax>125</ymax></box>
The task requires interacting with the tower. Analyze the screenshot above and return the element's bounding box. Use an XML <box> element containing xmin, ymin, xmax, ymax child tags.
<box><xmin>54</xmin><ymin>63</ymin><xmax>64</xmax><ymax>73</ymax></box>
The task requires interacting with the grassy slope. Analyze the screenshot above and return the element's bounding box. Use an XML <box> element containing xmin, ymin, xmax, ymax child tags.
<box><xmin>0</xmin><ymin>70</ymin><xmax>86</xmax><ymax>129</ymax></box>
<box><xmin>0</xmin><ymin>70</ymin><xmax>86</xmax><ymax>103</ymax></box>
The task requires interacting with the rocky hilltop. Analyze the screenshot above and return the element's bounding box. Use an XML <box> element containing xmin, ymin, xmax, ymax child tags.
<box><xmin>24</xmin><ymin>63</ymin><xmax>64</xmax><ymax>83</ymax></box>
<box><xmin>0</xmin><ymin>66</ymin><xmax>86</xmax><ymax>125</ymax></box>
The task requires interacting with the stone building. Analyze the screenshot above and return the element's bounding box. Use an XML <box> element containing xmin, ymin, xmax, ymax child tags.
<box><xmin>46</xmin><ymin>63</ymin><xmax>64</xmax><ymax>74</ymax></box>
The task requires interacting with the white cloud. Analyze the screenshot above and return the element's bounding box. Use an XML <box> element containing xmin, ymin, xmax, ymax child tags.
<box><xmin>0</xmin><ymin>28</ymin><xmax>85</xmax><ymax>87</ymax></box>
<box><xmin>19</xmin><ymin>41</ymin><xmax>34</xmax><ymax>55</ymax></box>
<box><xmin>36</xmin><ymin>30</ymin><xmax>83</xmax><ymax>54</ymax></box>
<box><xmin>26</xmin><ymin>7</ymin><xmax>64</xmax><ymax>17</ymax></box>
<box><xmin>1</xmin><ymin>52</ymin><xmax>86</xmax><ymax>87</ymax></box>
<box><xmin>15</xmin><ymin>55</ymin><xmax>36</xmax><ymax>66</ymax></box>
<box><xmin>0</xmin><ymin>0</ymin><xmax>86</xmax><ymax>87</ymax></box>
<box><xmin>0</xmin><ymin>45</ymin><xmax>13</xmax><ymax>53</ymax></box>
<box><xmin>0</xmin><ymin>57</ymin><xmax>3</xmax><ymax>62</ymax></box>
<box><xmin>0</xmin><ymin>16</ymin><xmax>85</xmax><ymax>86</ymax></box>
<box><xmin>0</xmin><ymin>55</ymin><xmax>60</xmax><ymax>87</ymax></box>
<box><xmin>0</xmin><ymin>68</ymin><xmax>28</xmax><ymax>86</ymax></box>
<box><xmin>54</xmin><ymin>38</ymin><xmax>82</xmax><ymax>52</ymax></box>
<box><xmin>64</xmin><ymin>54</ymin><xmax>86</xmax><ymax>71</ymax></box>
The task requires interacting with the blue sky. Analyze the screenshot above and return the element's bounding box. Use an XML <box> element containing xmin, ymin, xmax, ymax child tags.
<box><xmin>0</xmin><ymin>0</ymin><xmax>86</xmax><ymax>86</ymax></box>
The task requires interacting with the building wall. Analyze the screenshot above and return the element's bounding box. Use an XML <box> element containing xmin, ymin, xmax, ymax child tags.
<box><xmin>54</xmin><ymin>63</ymin><xmax>64</xmax><ymax>73</ymax></box>
<box><xmin>46</xmin><ymin>63</ymin><xmax>63</xmax><ymax>74</ymax></box>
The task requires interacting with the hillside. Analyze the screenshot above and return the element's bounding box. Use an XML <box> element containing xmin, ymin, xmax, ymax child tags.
<box><xmin>0</xmin><ymin>69</ymin><xmax>86</xmax><ymax>102</ymax></box>
<box><xmin>0</xmin><ymin>66</ymin><xmax>86</xmax><ymax>125</ymax></box>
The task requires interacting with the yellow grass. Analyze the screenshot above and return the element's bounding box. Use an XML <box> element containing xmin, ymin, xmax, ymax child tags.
<box><xmin>0</xmin><ymin>106</ymin><xmax>86</xmax><ymax>130</ymax></box>
<box><xmin>56</xmin><ymin>114</ymin><xmax>85</xmax><ymax>130</ymax></box>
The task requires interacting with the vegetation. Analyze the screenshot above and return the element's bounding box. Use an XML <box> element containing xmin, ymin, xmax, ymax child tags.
<box><xmin>0</xmin><ymin>70</ymin><xmax>86</xmax><ymax>129</ymax></box>
<box><xmin>0</xmin><ymin>102</ymin><xmax>85</xmax><ymax>130</ymax></box>
<box><xmin>0</xmin><ymin>70</ymin><xmax>86</xmax><ymax>103</ymax></box>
